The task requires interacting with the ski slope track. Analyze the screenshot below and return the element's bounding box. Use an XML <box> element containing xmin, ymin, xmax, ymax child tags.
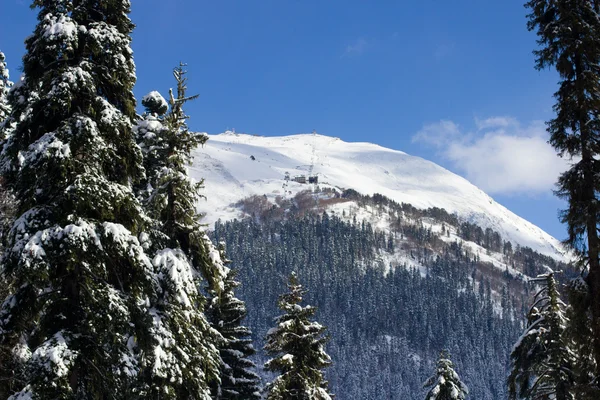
<box><xmin>190</xmin><ymin>131</ymin><xmax>569</xmax><ymax>263</ymax></box>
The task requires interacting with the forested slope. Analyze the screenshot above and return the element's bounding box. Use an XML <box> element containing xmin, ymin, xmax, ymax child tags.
<box><xmin>212</xmin><ymin>192</ymin><xmax>567</xmax><ymax>399</ymax></box>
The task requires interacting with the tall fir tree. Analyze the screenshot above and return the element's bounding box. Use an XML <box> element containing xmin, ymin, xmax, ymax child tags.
<box><xmin>133</xmin><ymin>66</ymin><xmax>226</xmax><ymax>398</ymax></box>
<box><xmin>0</xmin><ymin>1</ymin><xmax>159</xmax><ymax>398</ymax></box>
<box><xmin>507</xmin><ymin>273</ymin><xmax>574</xmax><ymax>400</ymax></box>
<box><xmin>264</xmin><ymin>272</ymin><xmax>333</xmax><ymax>400</ymax></box>
<box><xmin>207</xmin><ymin>246</ymin><xmax>261</xmax><ymax>400</ymax></box>
<box><xmin>525</xmin><ymin>0</ymin><xmax>600</xmax><ymax>378</ymax></box>
<box><xmin>135</xmin><ymin>63</ymin><xmax>227</xmax><ymax>292</ymax></box>
<box><xmin>423</xmin><ymin>350</ymin><xmax>469</xmax><ymax>400</ymax></box>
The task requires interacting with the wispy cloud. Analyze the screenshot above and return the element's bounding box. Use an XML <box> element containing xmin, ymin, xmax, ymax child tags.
<box><xmin>413</xmin><ymin>117</ymin><xmax>571</xmax><ymax>195</ymax></box>
<box><xmin>344</xmin><ymin>38</ymin><xmax>369</xmax><ymax>56</ymax></box>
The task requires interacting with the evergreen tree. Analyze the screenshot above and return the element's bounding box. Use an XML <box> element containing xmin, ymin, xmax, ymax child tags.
<box><xmin>207</xmin><ymin>250</ymin><xmax>261</xmax><ymax>400</ymax></box>
<box><xmin>525</xmin><ymin>0</ymin><xmax>600</xmax><ymax>377</ymax></box>
<box><xmin>135</xmin><ymin>64</ymin><xmax>227</xmax><ymax>292</ymax></box>
<box><xmin>264</xmin><ymin>272</ymin><xmax>333</xmax><ymax>400</ymax></box>
<box><xmin>0</xmin><ymin>49</ymin><xmax>15</xmax><ymax>252</ymax></box>
<box><xmin>0</xmin><ymin>50</ymin><xmax>17</xmax><ymax>397</ymax></box>
<box><xmin>0</xmin><ymin>51</ymin><xmax>12</xmax><ymax>126</ymax></box>
<box><xmin>507</xmin><ymin>273</ymin><xmax>574</xmax><ymax>400</ymax></box>
<box><xmin>564</xmin><ymin>277</ymin><xmax>599</xmax><ymax>399</ymax></box>
<box><xmin>0</xmin><ymin>1</ymin><xmax>158</xmax><ymax>398</ymax></box>
<box><xmin>423</xmin><ymin>350</ymin><xmax>468</xmax><ymax>400</ymax></box>
<box><xmin>133</xmin><ymin>66</ymin><xmax>225</xmax><ymax>398</ymax></box>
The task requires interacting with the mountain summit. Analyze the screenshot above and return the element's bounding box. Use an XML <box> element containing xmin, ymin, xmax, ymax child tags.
<box><xmin>191</xmin><ymin>131</ymin><xmax>567</xmax><ymax>262</ymax></box>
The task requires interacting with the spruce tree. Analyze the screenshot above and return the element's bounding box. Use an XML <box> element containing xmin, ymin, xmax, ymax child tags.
<box><xmin>0</xmin><ymin>50</ymin><xmax>16</xmax><ymax>397</ymax></box>
<box><xmin>133</xmin><ymin>66</ymin><xmax>225</xmax><ymax>398</ymax></box>
<box><xmin>264</xmin><ymin>272</ymin><xmax>333</xmax><ymax>400</ymax></box>
<box><xmin>423</xmin><ymin>350</ymin><xmax>468</xmax><ymax>400</ymax></box>
<box><xmin>207</xmin><ymin>248</ymin><xmax>261</xmax><ymax>400</ymax></box>
<box><xmin>135</xmin><ymin>64</ymin><xmax>227</xmax><ymax>292</ymax></box>
<box><xmin>0</xmin><ymin>51</ymin><xmax>12</xmax><ymax>126</ymax></box>
<box><xmin>564</xmin><ymin>277</ymin><xmax>599</xmax><ymax>399</ymax></box>
<box><xmin>0</xmin><ymin>1</ymin><xmax>158</xmax><ymax>398</ymax></box>
<box><xmin>0</xmin><ymin>49</ymin><xmax>15</xmax><ymax>252</ymax></box>
<box><xmin>507</xmin><ymin>273</ymin><xmax>574</xmax><ymax>400</ymax></box>
<box><xmin>525</xmin><ymin>0</ymin><xmax>600</xmax><ymax>377</ymax></box>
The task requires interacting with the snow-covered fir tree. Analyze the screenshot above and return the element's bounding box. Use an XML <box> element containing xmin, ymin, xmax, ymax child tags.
<box><xmin>0</xmin><ymin>50</ymin><xmax>16</xmax><ymax>388</ymax></box>
<box><xmin>207</xmin><ymin>246</ymin><xmax>261</xmax><ymax>400</ymax></box>
<box><xmin>264</xmin><ymin>272</ymin><xmax>333</xmax><ymax>400</ymax></box>
<box><xmin>0</xmin><ymin>1</ymin><xmax>161</xmax><ymax>398</ymax></box>
<box><xmin>562</xmin><ymin>276</ymin><xmax>599</xmax><ymax>399</ymax></box>
<box><xmin>135</xmin><ymin>64</ymin><xmax>227</xmax><ymax>292</ymax></box>
<box><xmin>423</xmin><ymin>350</ymin><xmax>469</xmax><ymax>400</ymax></box>
<box><xmin>0</xmin><ymin>51</ymin><xmax>12</xmax><ymax>126</ymax></box>
<box><xmin>133</xmin><ymin>66</ymin><xmax>227</xmax><ymax>398</ymax></box>
<box><xmin>564</xmin><ymin>277</ymin><xmax>599</xmax><ymax>399</ymax></box>
<box><xmin>507</xmin><ymin>273</ymin><xmax>574</xmax><ymax>400</ymax></box>
<box><xmin>0</xmin><ymin>48</ymin><xmax>15</xmax><ymax>251</ymax></box>
<box><xmin>135</xmin><ymin>90</ymin><xmax>169</xmax><ymax>210</ymax></box>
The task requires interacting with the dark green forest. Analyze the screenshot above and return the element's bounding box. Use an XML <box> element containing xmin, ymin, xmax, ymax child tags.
<box><xmin>213</xmin><ymin>191</ymin><xmax>566</xmax><ymax>399</ymax></box>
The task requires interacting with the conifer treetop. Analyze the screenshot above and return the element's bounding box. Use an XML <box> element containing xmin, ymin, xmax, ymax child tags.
<box><xmin>507</xmin><ymin>273</ymin><xmax>575</xmax><ymax>400</ymax></box>
<box><xmin>423</xmin><ymin>350</ymin><xmax>469</xmax><ymax>400</ymax></box>
<box><xmin>135</xmin><ymin>64</ymin><xmax>228</xmax><ymax>295</ymax></box>
<box><xmin>207</xmin><ymin>251</ymin><xmax>261</xmax><ymax>400</ymax></box>
<box><xmin>264</xmin><ymin>272</ymin><xmax>333</xmax><ymax>400</ymax></box>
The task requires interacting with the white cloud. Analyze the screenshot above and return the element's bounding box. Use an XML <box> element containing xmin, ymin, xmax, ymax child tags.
<box><xmin>411</xmin><ymin>120</ymin><xmax>462</xmax><ymax>145</ymax></box>
<box><xmin>413</xmin><ymin>118</ymin><xmax>571</xmax><ymax>195</ymax></box>
<box><xmin>474</xmin><ymin>116</ymin><xmax>518</xmax><ymax>130</ymax></box>
<box><xmin>344</xmin><ymin>38</ymin><xmax>368</xmax><ymax>56</ymax></box>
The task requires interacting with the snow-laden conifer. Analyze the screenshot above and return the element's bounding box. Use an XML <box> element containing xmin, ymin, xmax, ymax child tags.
<box><xmin>423</xmin><ymin>350</ymin><xmax>468</xmax><ymax>400</ymax></box>
<box><xmin>0</xmin><ymin>51</ymin><xmax>12</xmax><ymax>126</ymax></box>
<box><xmin>264</xmin><ymin>272</ymin><xmax>333</xmax><ymax>400</ymax></box>
<box><xmin>135</xmin><ymin>64</ymin><xmax>227</xmax><ymax>291</ymax></box>
<box><xmin>133</xmin><ymin>66</ymin><xmax>226</xmax><ymax>398</ymax></box>
<box><xmin>565</xmin><ymin>277</ymin><xmax>599</xmax><ymax>399</ymax></box>
<box><xmin>207</xmin><ymin>246</ymin><xmax>261</xmax><ymax>400</ymax></box>
<box><xmin>0</xmin><ymin>49</ymin><xmax>15</xmax><ymax>249</ymax></box>
<box><xmin>0</xmin><ymin>1</ymin><xmax>159</xmax><ymax>398</ymax></box>
<box><xmin>507</xmin><ymin>273</ymin><xmax>574</xmax><ymax>400</ymax></box>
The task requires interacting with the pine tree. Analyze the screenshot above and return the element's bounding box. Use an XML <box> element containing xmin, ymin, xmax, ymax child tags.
<box><xmin>507</xmin><ymin>273</ymin><xmax>574</xmax><ymax>400</ymax></box>
<box><xmin>525</xmin><ymin>0</ymin><xmax>600</xmax><ymax>377</ymax></box>
<box><xmin>207</xmin><ymin>246</ymin><xmax>261</xmax><ymax>400</ymax></box>
<box><xmin>0</xmin><ymin>2</ymin><xmax>158</xmax><ymax>398</ymax></box>
<box><xmin>264</xmin><ymin>272</ymin><xmax>333</xmax><ymax>400</ymax></box>
<box><xmin>423</xmin><ymin>350</ymin><xmax>468</xmax><ymax>400</ymax></box>
<box><xmin>133</xmin><ymin>66</ymin><xmax>226</xmax><ymax>398</ymax></box>
<box><xmin>0</xmin><ymin>51</ymin><xmax>12</xmax><ymax>126</ymax></box>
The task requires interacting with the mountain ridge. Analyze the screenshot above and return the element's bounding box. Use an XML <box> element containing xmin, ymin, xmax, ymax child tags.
<box><xmin>191</xmin><ymin>131</ymin><xmax>569</xmax><ymax>263</ymax></box>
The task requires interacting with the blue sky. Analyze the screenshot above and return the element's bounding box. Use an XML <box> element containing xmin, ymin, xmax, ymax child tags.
<box><xmin>1</xmin><ymin>0</ymin><xmax>568</xmax><ymax>240</ymax></box>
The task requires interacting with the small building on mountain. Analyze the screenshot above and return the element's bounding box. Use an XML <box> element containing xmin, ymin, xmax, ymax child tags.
<box><xmin>293</xmin><ymin>175</ymin><xmax>307</xmax><ymax>184</ymax></box>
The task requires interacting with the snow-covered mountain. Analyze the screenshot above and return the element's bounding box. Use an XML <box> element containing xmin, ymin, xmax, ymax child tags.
<box><xmin>190</xmin><ymin>131</ymin><xmax>568</xmax><ymax>262</ymax></box>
